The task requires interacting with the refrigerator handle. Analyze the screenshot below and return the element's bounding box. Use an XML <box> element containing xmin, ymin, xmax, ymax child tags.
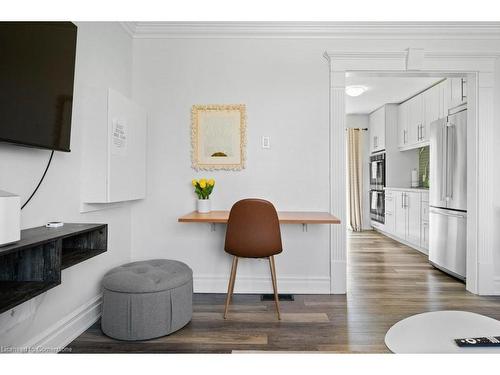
<box><xmin>441</xmin><ymin>123</ymin><xmax>447</xmax><ymax>202</ymax></box>
<box><xmin>447</xmin><ymin>122</ymin><xmax>455</xmax><ymax>200</ymax></box>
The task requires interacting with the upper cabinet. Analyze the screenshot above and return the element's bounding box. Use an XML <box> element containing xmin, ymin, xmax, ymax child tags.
<box><xmin>397</xmin><ymin>100</ymin><xmax>409</xmax><ymax>148</ymax></box>
<box><xmin>423</xmin><ymin>83</ymin><xmax>441</xmax><ymax>143</ymax></box>
<box><xmin>408</xmin><ymin>94</ymin><xmax>424</xmax><ymax>145</ymax></box>
<box><xmin>445</xmin><ymin>77</ymin><xmax>467</xmax><ymax>111</ymax></box>
<box><xmin>369</xmin><ymin>106</ymin><xmax>386</xmax><ymax>153</ymax></box>
<box><xmin>398</xmin><ymin>78</ymin><xmax>466</xmax><ymax>151</ymax></box>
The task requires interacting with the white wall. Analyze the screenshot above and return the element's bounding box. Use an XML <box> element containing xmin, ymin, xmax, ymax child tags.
<box><xmin>345</xmin><ymin>114</ymin><xmax>371</xmax><ymax>230</ymax></box>
<box><xmin>131</xmin><ymin>37</ymin><xmax>500</xmax><ymax>295</ymax></box>
<box><xmin>131</xmin><ymin>39</ymin><xmax>332</xmax><ymax>293</ymax></box>
<box><xmin>0</xmin><ymin>22</ymin><xmax>134</xmax><ymax>347</ymax></box>
<box><xmin>3</xmin><ymin>25</ymin><xmax>500</xmax><ymax>347</ymax></box>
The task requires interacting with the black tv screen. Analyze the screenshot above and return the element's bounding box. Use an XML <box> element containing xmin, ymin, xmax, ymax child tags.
<box><xmin>0</xmin><ymin>22</ymin><xmax>77</xmax><ymax>152</ymax></box>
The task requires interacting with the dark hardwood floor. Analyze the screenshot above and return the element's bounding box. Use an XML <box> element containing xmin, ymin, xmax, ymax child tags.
<box><xmin>65</xmin><ymin>231</ymin><xmax>500</xmax><ymax>353</ymax></box>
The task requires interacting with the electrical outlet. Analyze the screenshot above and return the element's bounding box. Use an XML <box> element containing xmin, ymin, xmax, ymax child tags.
<box><xmin>262</xmin><ymin>136</ymin><xmax>270</xmax><ymax>149</ymax></box>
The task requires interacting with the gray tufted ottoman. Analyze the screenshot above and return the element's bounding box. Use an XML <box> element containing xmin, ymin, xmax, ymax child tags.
<box><xmin>101</xmin><ymin>259</ymin><xmax>193</xmax><ymax>341</ymax></box>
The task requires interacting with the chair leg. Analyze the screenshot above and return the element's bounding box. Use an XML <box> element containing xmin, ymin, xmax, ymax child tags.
<box><xmin>269</xmin><ymin>256</ymin><xmax>281</xmax><ymax>320</ymax></box>
<box><xmin>224</xmin><ymin>256</ymin><xmax>238</xmax><ymax>319</ymax></box>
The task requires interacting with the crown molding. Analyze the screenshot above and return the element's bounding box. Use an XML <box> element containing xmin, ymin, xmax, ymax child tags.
<box><xmin>324</xmin><ymin>50</ymin><xmax>500</xmax><ymax>60</ymax></box>
<box><xmin>121</xmin><ymin>22</ymin><xmax>500</xmax><ymax>39</ymax></box>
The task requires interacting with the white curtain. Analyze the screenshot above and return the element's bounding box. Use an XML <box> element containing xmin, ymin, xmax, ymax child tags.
<box><xmin>346</xmin><ymin>128</ymin><xmax>363</xmax><ymax>232</ymax></box>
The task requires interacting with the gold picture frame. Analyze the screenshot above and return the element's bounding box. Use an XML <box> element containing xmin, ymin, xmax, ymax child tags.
<box><xmin>191</xmin><ymin>104</ymin><xmax>246</xmax><ymax>171</ymax></box>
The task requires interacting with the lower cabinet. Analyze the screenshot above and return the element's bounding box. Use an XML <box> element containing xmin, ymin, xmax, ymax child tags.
<box><xmin>384</xmin><ymin>190</ymin><xmax>395</xmax><ymax>233</ymax></box>
<box><xmin>420</xmin><ymin>193</ymin><xmax>430</xmax><ymax>252</ymax></box>
<box><xmin>394</xmin><ymin>192</ymin><xmax>406</xmax><ymax>239</ymax></box>
<box><xmin>421</xmin><ymin>221</ymin><xmax>429</xmax><ymax>250</ymax></box>
<box><xmin>406</xmin><ymin>192</ymin><xmax>421</xmax><ymax>246</ymax></box>
<box><xmin>381</xmin><ymin>188</ymin><xmax>429</xmax><ymax>254</ymax></box>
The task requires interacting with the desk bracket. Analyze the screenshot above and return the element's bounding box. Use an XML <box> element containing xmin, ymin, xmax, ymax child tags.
<box><xmin>302</xmin><ymin>223</ymin><xmax>308</xmax><ymax>232</ymax></box>
<box><xmin>210</xmin><ymin>223</ymin><xmax>216</xmax><ymax>232</ymax></box>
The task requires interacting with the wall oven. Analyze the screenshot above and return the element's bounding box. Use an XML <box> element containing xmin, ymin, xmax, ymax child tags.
<box><xmin>370</xmin><ymin>190</ymin><xmax>385</xmax><ymax>223</ymax></box>
<box><xmin>370</xmin><ymin>152</ymin><xmax>385</xmax><ymax>190</ymax></box>
<box><xmin>370</xmin><ymin>153</ymin><xmax>385</xmax><ymax>224</ymax></box>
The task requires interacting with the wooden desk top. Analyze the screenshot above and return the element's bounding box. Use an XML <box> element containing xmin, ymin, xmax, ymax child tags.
<box><xmin>178</xmin><ymin>211</ymin><xmax>341</xmax><ymax>224</ymax></box>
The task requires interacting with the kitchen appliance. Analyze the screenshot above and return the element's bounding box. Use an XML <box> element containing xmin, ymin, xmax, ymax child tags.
<box><xmin>370</xmin><ymin>153</ymin><xmax>386</xmax><ymax>224</ymax></box>
<box><xmin>429</xmin><ymin>105</ymin><xmax>467</xmax><ymax>280</ymax></box>
<box><xmin>370</xmin><ymin>152</ymin><xmax>385</xmax><ymax>190</ymax></box>
<box><xmin>411</xmin><ymin>168</ymin><xmax>419</xmax><ymax>188</ymax></box>
<box><xmin>370</xmin><ymin>190</ymin><xmax>385</xmax><ymax>224</ymax></box>
<box><xmin>0</xmin><ymin>190</ymin><xmax>20</xmax><ymax>247</ymax></box>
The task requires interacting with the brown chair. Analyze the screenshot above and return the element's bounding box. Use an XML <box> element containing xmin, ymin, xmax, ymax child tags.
<box><xmin>223</xmin><ymin>198</ymin><xmax>283</xmax><ymax>320</ymax></box>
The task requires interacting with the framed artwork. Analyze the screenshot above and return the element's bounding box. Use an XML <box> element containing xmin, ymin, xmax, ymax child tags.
<box><xmin>191</xmin><ymin>104</ymin><xmax>246</xmax><ymax>170</ymax></box>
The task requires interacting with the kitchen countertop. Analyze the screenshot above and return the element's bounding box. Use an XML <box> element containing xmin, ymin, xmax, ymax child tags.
<box><xmin>384</xmin><ymin>187</ymin><xmax>429</xmax><ymax>193</ymax></box>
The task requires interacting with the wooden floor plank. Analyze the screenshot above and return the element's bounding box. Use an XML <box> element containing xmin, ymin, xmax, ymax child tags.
<box><xmin>65</xmin><ymin>230</ymin><xmax>500</xmax><ymax>353</ymax></box>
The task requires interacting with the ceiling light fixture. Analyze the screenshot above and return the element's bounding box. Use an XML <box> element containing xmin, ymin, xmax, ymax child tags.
<box><xmin>345</xmin><ymin>86</ymin><xmax>367</xmax><ymax>97</ymax></box>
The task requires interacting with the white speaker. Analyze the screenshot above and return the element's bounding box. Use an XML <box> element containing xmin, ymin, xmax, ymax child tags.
<box><xmin>0</xmin><ymin>190</ymin><xmax>20</xmax><ymax>246</ymax></box>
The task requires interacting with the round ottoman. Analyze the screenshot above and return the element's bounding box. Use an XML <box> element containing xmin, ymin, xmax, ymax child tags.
<box><xmin>101</xmin><ymin>259</ymin><xmax>193</xmax><ymax>341</ymax></box>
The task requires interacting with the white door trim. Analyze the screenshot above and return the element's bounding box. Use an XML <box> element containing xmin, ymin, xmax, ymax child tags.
<box><xmin>325</xmin><ymin>49</ymin><xmax>500</xmax><ymax>295</ymax></box>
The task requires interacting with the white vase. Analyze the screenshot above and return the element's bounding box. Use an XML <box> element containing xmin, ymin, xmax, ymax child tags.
<box><xmin>197</xmin><ymin>199</ymin><xmax>211</xmax><ymax>213</ymax></box>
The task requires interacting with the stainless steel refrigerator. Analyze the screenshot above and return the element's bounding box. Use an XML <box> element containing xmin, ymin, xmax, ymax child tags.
<box><xmin>429</xmin><ymin>105</ymin><xmax>467</xmax><ymax>280</ymax></box>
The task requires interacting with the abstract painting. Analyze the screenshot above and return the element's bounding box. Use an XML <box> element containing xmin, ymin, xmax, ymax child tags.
<box><xmin>191</xmin><ymin>104</ymin><xmax>246</xmax><ymax>170</ymax></box>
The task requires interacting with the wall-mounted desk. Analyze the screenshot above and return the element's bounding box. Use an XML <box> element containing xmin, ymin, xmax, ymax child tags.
<box><xmin>178</xmin><ymin>211</ymin><xmax>340</xmax><ymax>231</ymax></box>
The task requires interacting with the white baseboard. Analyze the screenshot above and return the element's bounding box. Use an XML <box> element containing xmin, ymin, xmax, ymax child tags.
<box><xmin>330</xmin><ymin>260</ymin><xmax>347</xmax><ymax>294</ymax></box>
<box><xmin>23</xmin><ymin>294</ymin><xmax>102</xmax><ymax>352</ymax></box>
<box><xmin>194</xmin><ymin>275</ymin><xmax>331</xmax><ymax>294</ymax></box>
<box><xmin>493</xmin><ymin>277</ymin><xmax>500</xmax><ymax>295</ymax></box>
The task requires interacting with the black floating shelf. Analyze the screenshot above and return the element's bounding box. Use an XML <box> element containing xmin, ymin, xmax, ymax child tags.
<box><xmin>0</xmin><ymin>223</ymin><xmax>107</xmax><ymax>314</ymax></box>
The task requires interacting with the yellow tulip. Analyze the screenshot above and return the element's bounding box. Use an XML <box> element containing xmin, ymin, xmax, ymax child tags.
<box><xmin>208</xmin><ymin>178</ymin><xmax>215</xmax><ymax>186</ymax></box>
<box><xmin>191</xmin><ymin>179</ymin><xmax>198</xmax><ymax>187</ymax></box>
<box><xmin>199</xmin><ymin>180</ymin><xmax>207</xmax><ymax>188</ymax></box>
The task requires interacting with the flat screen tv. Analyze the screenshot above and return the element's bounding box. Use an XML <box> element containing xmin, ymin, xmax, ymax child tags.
<box><xmin>0</xmin><ymin>22</ymin><xmax>77</xmax><ymax>152</ymax></box>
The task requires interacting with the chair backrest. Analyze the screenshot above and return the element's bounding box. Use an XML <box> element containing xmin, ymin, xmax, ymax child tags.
<box><xmin>224</xmin><ymin>199</ymin><xmax>283</xmax><ymax>258</ymax></box>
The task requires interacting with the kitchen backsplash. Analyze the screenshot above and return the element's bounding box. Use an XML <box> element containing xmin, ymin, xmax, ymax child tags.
<box><xmin>419</xmin><ymin>146</ymin><xmax>430</xmax><ymax>188</ymax></box>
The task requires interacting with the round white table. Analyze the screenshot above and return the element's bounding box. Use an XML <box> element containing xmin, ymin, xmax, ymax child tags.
<box><xmin>385</xmin><ymin>311</ymin><xmax>500</xmax><ymax>353</ymax></box>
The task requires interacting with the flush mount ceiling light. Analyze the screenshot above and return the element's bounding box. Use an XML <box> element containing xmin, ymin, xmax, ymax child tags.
<box><xmin>345</xmin><ymin>85</ymin><xmax>367</xmax><ymax>97</ymax></box>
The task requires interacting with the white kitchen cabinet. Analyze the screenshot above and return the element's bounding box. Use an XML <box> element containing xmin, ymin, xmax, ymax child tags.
<box><xmin>438</xmin><ymin>80</ymin><xmax>447</xmax><ymax>118</ymax></box>
<box><xmin>398</xmin><ymin>94</ymin><xmax>425</xmax><ymax>150</ymax></box>
<box><xmin>393</xmin><ymin>190</ymin><xmax>420</xmax><ymax>247</ymax></box>
<box><xmin>384</xmin><ymin>190</ymin><xmax>395</xmax><ymax>234</ymax></box>
<box><xmin>394</xmin><ymin>191</ymin><xmax>407</xmax><ymax>240</ymax></box>
<box><xmin>408</xmin><ymin>95</ymin><xmax>424</xmax><ymax>146</ymax></box>
<box><xmin>397</xmin><ymin>101</ymin><xmax>409</xmax><ymax>149</ymax></box>
<box><xmin>398</xmin><ymin>78</ymin><xmax>466</xmax><ymax>151</ymax></box>
<box><xmin>443</xmin><ymin>78</ymin><xmax>466</xmax><ymax>113</ymax></box>
<box><xmin>369</xmin><ymin>106</ymin><xmax>386</xmax><ymax>153</ymax></box>
<box><xmin>421</xmin><ymin>222</ymin><xmax>429</xmax><ymax>250</ymax></box>
<box><xmin>406</xmin><ymin>191</ymin><xmax>421</xmax><ymax>246</ymax></box>
<box><xmin>420</xmin><ymin>193</ymin><xmax>430</xmax><ymax>252</ymax></box>
<box><xmin>382</xmin><ymin>188</ymin><xmax>428</xmax><ymax>254</ymax></box>
<box><xmin>423</xmin><ymin>83</ymin><xmax>441</xmax><ymax>144</ymax></box>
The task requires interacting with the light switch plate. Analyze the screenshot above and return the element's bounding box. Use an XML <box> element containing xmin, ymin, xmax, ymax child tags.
<box><xmin>262</xmin><ymin>136</ymin><xmax>270</xmax><ymax>149</ymax></box>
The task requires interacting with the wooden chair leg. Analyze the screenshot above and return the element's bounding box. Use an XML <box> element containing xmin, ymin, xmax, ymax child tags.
<box><xmin>224</xmin><ymin>256</ymin><xmax>238</xmax><ymax>319</ymax></box>
<box><xmin>269</xmin><ymin>256</ymin><xmax>281</xmax><ymax>320</ymax></box>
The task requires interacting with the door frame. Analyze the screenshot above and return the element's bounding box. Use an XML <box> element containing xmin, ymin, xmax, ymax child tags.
<box><xmin>325</xmin><ymin>49</ymin><xmax>500</xmax><ymax>295</ymax></box>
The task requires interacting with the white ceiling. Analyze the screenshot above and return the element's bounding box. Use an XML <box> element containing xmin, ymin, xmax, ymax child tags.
<box><xmin>345</xmin><ymin>76</ymin><xmax>443</xmax><ymax>114</ymax></box>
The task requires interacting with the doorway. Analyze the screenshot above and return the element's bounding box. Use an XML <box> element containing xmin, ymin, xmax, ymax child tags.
<box><xmin>324</xmin><ymin>49</ymin><xmax>497</xmax><ymax>295</ymax></box>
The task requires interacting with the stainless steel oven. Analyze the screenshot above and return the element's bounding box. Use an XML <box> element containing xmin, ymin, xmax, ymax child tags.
<box><xmin>369</xmin><ymin>153</ymin><xmax>385</xmax><ymax>224</ymax></box>
<box><xmin>370</xmin><ymin>153</ymin><xmax>385</xmax><ymax>190</ymax></box>
<box><xmin>370</xmin><ymin>189</ymin><xmax>385</xmax><ymax>224</ymax></box>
